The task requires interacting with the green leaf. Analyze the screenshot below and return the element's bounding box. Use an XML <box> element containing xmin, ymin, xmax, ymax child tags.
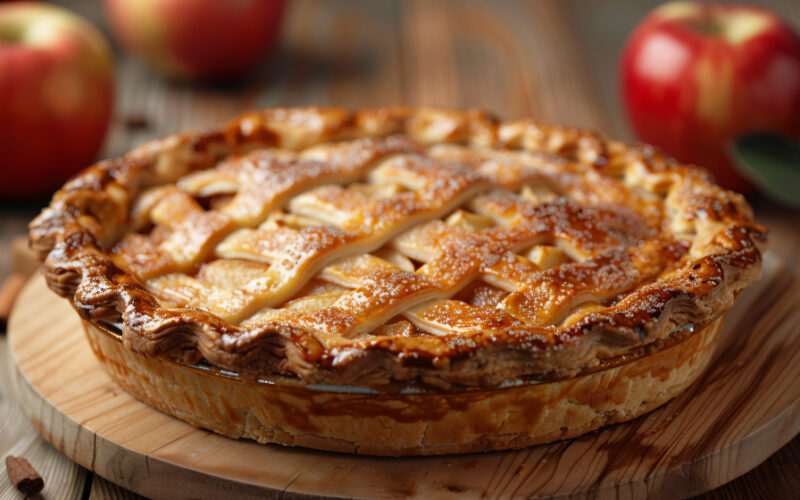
<box><xmin>732</xmin><ymin>132</ymin><xmax>800</xmax><ymax>208</ymax></box>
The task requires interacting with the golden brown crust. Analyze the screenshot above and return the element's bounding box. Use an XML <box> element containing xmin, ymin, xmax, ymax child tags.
<box><xmin>30</xmin><ymin>107</ymin><xmax>766</xmax><ymax>390</ymax></box>
<box><xmin>82</xmin><ymin>316</ymin><xmax>724</xmax><ymax>456</ymax></box>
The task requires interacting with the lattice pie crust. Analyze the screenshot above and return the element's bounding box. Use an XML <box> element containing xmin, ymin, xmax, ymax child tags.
<box><xmin>30</xmin><ymin>108</ymin><xmax>765</xmax><ymax>454</ymax></box>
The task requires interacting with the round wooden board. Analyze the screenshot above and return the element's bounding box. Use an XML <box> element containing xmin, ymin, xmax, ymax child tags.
<box><xmin>7</xmin><ymin>252</ymin><xmax>800</xmax><ymax>500</ymax></box>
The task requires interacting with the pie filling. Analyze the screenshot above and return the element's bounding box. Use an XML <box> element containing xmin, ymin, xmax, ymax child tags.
<box><xmin>30</xmin><ymin>108</ymin><xmax>767</xmax><ymax>391</ymax></box>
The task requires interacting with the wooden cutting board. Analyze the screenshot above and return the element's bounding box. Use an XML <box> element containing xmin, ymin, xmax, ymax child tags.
<box><xmin>7</xmin><ymin>249</ymin><xmax>800</xmax><ymax>500</ymax></box>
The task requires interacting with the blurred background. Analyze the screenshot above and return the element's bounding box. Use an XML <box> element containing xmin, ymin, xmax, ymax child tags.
<box><xmin>1</xmin><ymin>1</ymin><xmax>799</xmax><ymax>497</ymax></box>
<box><xmin>48</xmin><ymin>0</ymin><xmax>800</xmax><ymax>150</ymax></box>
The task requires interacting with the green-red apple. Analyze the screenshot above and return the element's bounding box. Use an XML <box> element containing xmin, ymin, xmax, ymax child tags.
<box><xmin>621</xmin><ymin>2</ymin><xmax>800</xmax><ymax>193</ymax></box>
<box><xmin>0</xmin><ymin>2</ymin><xmax>114</xmax><ymax>199</ymax></box>
<box><xmin>104</xmin><ymin>0</ymin><xmax>285</xmax><ymax>80</ymax></box>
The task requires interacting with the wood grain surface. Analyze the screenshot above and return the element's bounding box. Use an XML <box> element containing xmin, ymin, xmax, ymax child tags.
<box><xmin>7</xmin><ymin>230</ymin><xmax>800</xmax><ymax>499</ymax></box>
<box><xmin>2</xmin><ymin>0</ymin><xmax>800</xmax><ymax>498</ymax></box>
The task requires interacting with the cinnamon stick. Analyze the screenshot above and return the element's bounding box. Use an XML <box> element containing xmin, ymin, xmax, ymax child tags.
<box><xmin>0</xmin><ymin>273</ymin><xmax>27</xmax><ymax>330</ymax></box>
<box><xmin>5</xmin><ymin>456</ymin><xmax>44</xmax><ymax>494</ymax></box>
<box><xmin>11</xmin><ymin>236</ymin><xmax>39</xmax><ymax>277</ymax></box>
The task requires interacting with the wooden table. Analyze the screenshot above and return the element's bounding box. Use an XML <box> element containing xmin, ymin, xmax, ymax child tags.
<box><xmin>2</xmin><ymin>1</ymin><xmax>799</xmax><ymax>498</ymax></box>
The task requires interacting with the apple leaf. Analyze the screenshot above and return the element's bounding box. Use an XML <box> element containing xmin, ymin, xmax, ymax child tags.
<box><xmin>732</xmin><ymin>132</ymin><xmax>800</xmax><ymax>208</ymax></box>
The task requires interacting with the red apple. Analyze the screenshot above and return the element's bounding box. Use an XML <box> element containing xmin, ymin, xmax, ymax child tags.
<box><xmin>104</xmin><ymin>0</ymin><xmax>285</xmax><ymax>81</ymax></box>
<box><xmin>621</xmin><ymin>2</ymin><xmax>800</xmax><ymax>192</ymax></box>
<box><xmin>0</xmin><ymin>2</ymin><xmax>114</xmax><ymax>200</ymax></box>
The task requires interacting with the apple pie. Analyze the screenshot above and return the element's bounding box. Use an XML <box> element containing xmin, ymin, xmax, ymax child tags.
<box><xmin>29</xmin><ymin>107</ymin><xmax>766</xmax><ymax>455</ymax></box>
